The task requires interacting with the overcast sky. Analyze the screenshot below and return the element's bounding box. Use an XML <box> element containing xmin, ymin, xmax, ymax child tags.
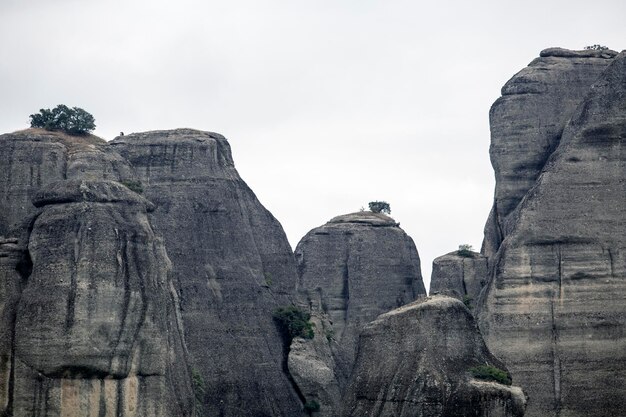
<box><xmin>2</xmin><ymin>0</ymin><xmax>625</xmax><ymax>289</ymax></box>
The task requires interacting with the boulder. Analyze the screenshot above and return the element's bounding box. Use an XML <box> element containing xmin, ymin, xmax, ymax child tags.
<box><xmin>429</xmin><ymin>250</ymin><xmax>488</xmax><ymax>306</ymax></box>
<box><xmin>342</xmin><ymin>296</ymin><xmax>526</xmax><ymax>417</ymax></box>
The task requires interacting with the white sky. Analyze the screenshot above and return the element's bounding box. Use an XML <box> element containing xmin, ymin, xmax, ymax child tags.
<box><xmin>2</xmin><ymin>0</ymin><xmax>625</xmax><ymax>289</ymax></box>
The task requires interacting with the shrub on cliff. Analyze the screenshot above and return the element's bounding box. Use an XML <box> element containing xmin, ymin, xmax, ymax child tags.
<box><xmin>369</xmin><ymin>201</ymin><xmax>391</xmax><ymax>214</ymax></box>
<box><xmin>273</xmin><ymin>305</ymin><xmax>314</xmax><ymax>343</ymax></box>
<box><xmin>457</xmin><ymin>244</ymin><xmax>474</xmax><ymax>257</ymax></box>
<box><xmin>469</xmin><ymin>365</ymin><xmax>512</xmax><ymax>385</ymax></box>
<box><xmin>30</xmin><ymin>104</ymin><xmax>96</xmax><ymax>135</ymax></box>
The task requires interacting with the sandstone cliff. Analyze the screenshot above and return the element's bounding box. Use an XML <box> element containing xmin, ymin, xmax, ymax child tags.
<box><xmin>0</xmin><ymin>130</ymin><xmax>194</xmax><ymax>417</ymax></box>
<box><xmin>110</xmin><ymin>129</ymin><xmax>304</xmax><ymax>417</ymax></box>
<box><xmin>482</xmin><ymin>47</ymin><xmax>617</xmax><ymax>257</ymax></box>
<box><xmin>342</xmin><ymin>296</ymin><xmax>526</xmax><ymax>417</ymax></box>
<box><xmin>429</xmin><ymin>250</ymin><xmax>488</xmax><ymax>306</ymax></box>
<box><xmin>294</xmin><ymin>211</ymin><xmax>426</xmax><ymax>386</ymax></box>
<box><xmin>478</xmin><ymin>49</ymin><xmax>626</xmax><ymax>416</ymax></box>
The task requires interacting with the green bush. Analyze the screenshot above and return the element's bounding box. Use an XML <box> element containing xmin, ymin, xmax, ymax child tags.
<box><xmin>457</xmin><ymin>244</ymin><xmax>474</xmax><ymax>257</ymax></box>
<box><xmin>462</xmin><ymin>295</ymin><xmax>473</xmax><ymax>309</ymax></box>
<box><xmin>368</xmin><ymin>201</ymin><xmax>391</xmax><ymax>214</ymax></box>
<box><xmin>191</xmin><ymin>368</ymin><xmax>205</xmax><ymax>402</ymax></box>
<box><xmin>584</xmin><ymin>44</ymin><xmax>608</xmax><ymax>51</ymax></box>
<box><xmin>273</xmin><ymin>306</ymin><xmax>314</xmax><ymax>342</ymax></box>
<box><xmin>30</xmin><ymin>104</ymin><xmax>96</xmax><ymax>135</ymax></box>
<box><xmin>303</xmin><ymin>400</ymin><xmax>321</xmax><ymax>415</ymax></box>
<box><xmin>119</xmin><ymin>180</ymin><xmax>143</xmax><ymax>194</ymax></box>
<box><xmin>469</xmin><ymin>365</ymin><xmax>512</xmax><ymax>385</ymax></box>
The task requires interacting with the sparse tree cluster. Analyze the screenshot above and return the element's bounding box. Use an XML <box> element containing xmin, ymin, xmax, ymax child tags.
<box><xmin>30</xmin><ymin>104</ymin><xmax>96</xmax><ymax>135</ymax></box>
<box><xmin>584</xmin><ymin>44</ymin><xmax>608</xmax><ymax>51</ymax></box>
<box><xmin>368</xmin><ymin>201</ymin><xmax>391</xmax><ymax>214</ymax></box>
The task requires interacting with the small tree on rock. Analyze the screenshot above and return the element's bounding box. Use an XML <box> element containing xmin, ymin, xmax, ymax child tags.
<box><xmin>584</xmin><ymin>44</ymin><xmax>608</xmax><ymax>51</ymax></box>
<box><xmin>368</xmin><ymin>201</ymin><xmax>391</xmax><ymax>214</ymax></box>
<box><xmin>30</xmin><ymin>104</ymin><xmax>96</xmax><ymax>135</ymax></box>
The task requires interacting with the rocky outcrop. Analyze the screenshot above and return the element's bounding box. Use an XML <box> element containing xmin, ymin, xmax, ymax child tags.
<box><xmin>294</xmin><ymin>211</ymin><xmax>426</xmax><ymax>385</ymax></box>
<box><xmin>287</xmin><ymin>312</ymin><xmax>341</xmax><ymax>417</ymax></box>
<box><xmin>0</xmin><ymin>130</ymin><xmax>195</xmax><ymax>417</ymax></box>
<box><xmin>483</xmin><ymin>48</ymin><xmax>616</xmax><ymax>256</ymax></box>
<box><xmin>110</xmin><ymin>129</ymin><xmax>304</xmax><ymax>417</ymax></box>
<box><xmin>342</xmin><ymin>296</ymin><xmax>526</xmax><ymax>417</ymax></box>
<box><xmin>429</xmin><ymin>250</ymin><xmax>488</xmax><ymax>306</ymax></box>
<box><xmin>10</xmin><ymin>180</ymin><xmax>194</xmax><ymax>417</ymax></box>
<box><xmin>479</xmin><ymin>50</ymin><xmax>626</xmax><ymax>416</ymax></box>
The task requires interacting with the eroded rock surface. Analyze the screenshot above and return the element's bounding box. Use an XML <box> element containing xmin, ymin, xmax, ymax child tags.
<box><xmin>12</xmin><ymin>180</ymin><xmax>193</xmax><ymax>417</ymax></box>
<box><xmin>479</xmin><ymin>50</ymin><xmax>626</xmax><ymax>416</ymax></box>
<box><xmin>111</xmin><ymin>129</ymin><xmax>304</xmax><ymax>417</ymax></box>
<box><xmin>430</xmin><ymin>250</ymin><xmax>488</xmax><ymax>306</ymax></box>
<box><xmin>342</xmin><ymin>296</ymin><xmax>526</xmax><ymax>417</ymax></box>
<box><xmin>294</xmin><ymin>211</ymin><xmax>426</xmax><ymax>385</ymax></box>
<box><xmin>483</xmin><ymin>48</ymin><xmax>616</xmax><ymax>256</ymax></box>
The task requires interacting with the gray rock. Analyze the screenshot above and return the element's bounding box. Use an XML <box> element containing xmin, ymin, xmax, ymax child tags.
<box><xmin>483</xmin><ymin>50</ymin><xmax>614</xmax><ymax>257</ymax></box>
<box><xmin>429</xmin><ymin>250</ymin><xmax>488</xmax><ymax>306</ymax></box>
<box><xmin>110</xmin><ymin>129</ymin><xmax>304</xmax><ymax>417</ymax></box>
<box><xmin>12</xmin><ymin>179</ymin><xmax>194</xmax><ymax>417</ymax></box>
<box><xmin>539</xmin><ymin>47</ymin><xmax>619</xmax><ymax>59</ymax></box>
<box><xmin>479</xmin><ymin>51</ymin><xmax>626</xmax><ymax>416</ymax></box>
<box><xmin>288</xmin><ymin>312</ymin><xmax>341</xmax><ymax>417</ymax></box>
<box><xmin>294</xmin><ymin>211</ymin><xmax>426</xmax><ymax>384</ymax></box>
<box><xmin>342</xmin><ymin>296</ymin><xmax>526</xmax><ymax>417</ymax></box>
<box><xmin>0</xmin><ymin>238</ymin><xmax>28</xmax><ymax>416</ymax></box>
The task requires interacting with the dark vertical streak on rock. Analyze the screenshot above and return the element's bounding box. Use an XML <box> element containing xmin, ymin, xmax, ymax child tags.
<box><xmin>607</xmin><ymin>248</ymin><xmax>615</xmax><ymax>278</ymax></box>
<box><xmin>98</xmin><ymin>379</ymin><xmax>107</xmax><ymax>417</ymax></box>
<box><xmin>66</xmin><ymin>220</ymin><xmax>82</xmax><ymax>329</ymax></box>
<box><xmin>550</xmin><ymin>300</ymin><xmax>562</xmax><ymax>416</ymax></box>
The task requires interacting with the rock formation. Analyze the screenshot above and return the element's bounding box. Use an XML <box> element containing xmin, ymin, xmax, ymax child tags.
<box><xmin>482</xmin><ymin>47</ymin><xmax>617</xmax><ymax>257</ymax></box>
<box><xmin>110</xmin><ymin>129</ymin><xmax>304</xmax><ymax>417</ymax></box>
<box><xmin>342</xmin><ymin>296</ymin><xmax>526</xmax><ymax>417</ymax></box>
<box><xmin>478</xmin><ymin>49</ymin><xmax>626</xmax><ymax>416</ymax></box>
<box><xmin>429</xmin><ymin>250</ymin><xmax>488</xmax><ymax>306</ymax></box>
<box><xmin>294</xmin><ymin>211</ymin><xmax>426</xmax><ymax>385</ymax></box>
<box><xmin>0</xmin><ymin>130</ymin><xmax>194</xmax><ymax>417</ymax></box>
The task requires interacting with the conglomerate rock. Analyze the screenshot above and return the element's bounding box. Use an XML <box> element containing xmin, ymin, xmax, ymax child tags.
<box><xmin>110</xmin><ymin>129</ymin><xmax>304</xmax><ymax>417</ymax></box>
<box><xmin>478</xmin><ymin>50</ymin><xmax>626</xmax><ymax>416</ymax></box>
<box><xmin>294</xmin><ymin>211</ymin><xmax>426</xmax><ymax>386</ymax></box>
<box><xmin>342</xmin><ymin>296</ymin><xmax>526</xmax><ymax>417</ymax></box>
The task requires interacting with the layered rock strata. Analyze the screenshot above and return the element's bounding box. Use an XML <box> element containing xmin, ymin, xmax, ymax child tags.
<box><xmin>111</xmin><ymin>129</ymin><xmax>304</xmax><ymax>417</ymax></box>
<box><xmin>342</xmin><ymin>296</ymin><xmax>526</xmax><ymax>417</ymax></box>
<box><xmin>429</xmin><ymin>250</ymin><xmax>488</xmax><ymax>307</ymax></box>
<box><xmin>294</xmin><ymin>211</ymin><xmax>426</xmax><ymax>386</ymax></box>
<box><xmin>479</xmin><ymin>50</ymin><xmax>626</xmax><ymax>416</ymax></box>
<box><xmin>483</xmin><ymin>47</ymin><xmax>617</xmax><ymax>256</ymax></box>
<box><xmin>0</xmin><ymin>130</ymin><xmax>195</xmax><ymax>417</ymax></box>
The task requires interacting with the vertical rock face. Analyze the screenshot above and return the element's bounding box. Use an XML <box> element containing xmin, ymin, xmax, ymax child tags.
<box><xmin>110</xmin><ymin>129</ymin><xmax>303</xmax><ymax>417</ymax></box>
<box><xmin>0</xmin><ymin>130</ymin><xmax>194</xmax><ymax>417</ymax></box>
<box><xmin>479</xmin><ymin>50</ymin><xmax>626</xmax><ymax>416</ymax></box>
<box><xmin>294</xmin><ymin>211</ymin><xmax>426</xmax><ymax>384</ymax></box>
<box><xmin>342</xmin><ymin>296</ymin><xmax>526</xmax><ymax>417</ymax></box>
<box><xmin>483</xmin><ymin>48</ymin><xmax>616</xmax><ymax>256</ymax></box>
<box><xmin>11</xmin><ymin>180</ymin><xmax>193</xmax><ymax>417</ymax></box>
<box><xmin>429</xmin><ymin>250</ymin><xmax>488</xmax><ymax>305</ymax></box>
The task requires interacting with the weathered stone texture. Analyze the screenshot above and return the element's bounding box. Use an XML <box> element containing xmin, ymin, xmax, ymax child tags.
<box><xmin>479</xmin><ymin>50</ymin><xmax>626</xmax><ymax>416</ymax></box>
<box><xmin>110</xmin><ymin>129</ymin><xmax>303</xmax><ymax>417</ymax></box>
<box><xmin>429</xmin><ymin>250</ymin><xmax>488</xmax><ymax>305</ymax></box>
<box><xmin>11</xmin><ymin>180</ymin><xmax>193</xmax><ymax>417</ymax></box>
<box><xmin>483</xmin><ymin>49</ymin><xmax>615</xmax><ymax>256</ymax></box>
<box><xmin>342</xmin><ymin>296</ymin><xmax>526</xmax><ymax>417</ymax></box>
<box><xmin>294</xmin><ymin>211</ymin><xmax>426</xmax><ymax>384</ymax></box>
